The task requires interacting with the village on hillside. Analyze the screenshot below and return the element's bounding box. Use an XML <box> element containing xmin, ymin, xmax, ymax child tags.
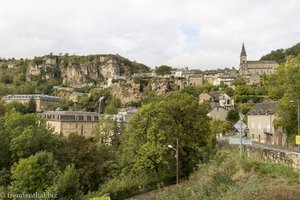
<box><xmin>0</xmin><ymin>43</ymin><xmax>286</xmax><ymax>148</ymax></box>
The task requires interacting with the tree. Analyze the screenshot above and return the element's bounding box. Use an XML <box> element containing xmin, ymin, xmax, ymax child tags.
<box><xmin>210</xmin><ymin>119</ymin><xmax>230</xmax><ymax>136</ymax></box>
<box><xmin>0</xmin><ymin>127</ymin><xmax>11</xmax><ymax>169</ymax></box>
<box><xmin>155</xmin><ymin>65</ymin><xmax>173</xmax><ymax>76</ymax></box>
<box><xmin>104</xmin><ymin>97</ymin><xmax>121</xmax><ymax>114</ymax></box>
<box><xmin>55</xmin><ymin>134</ymin><xmax>117</xmax><ymax>193</ymax></box>
<box><xmin>272</xmin><ymin>54</ymin><xmax>300</xmax><ymax>136</ymax></box>
<box><xmin>260</xmin><ymin>42</ymin><xmax>300</xmax><ymax>64</ymax></box>
<box><xmin>27</xmin><ymin>96</ymin><xmax>37</xmax><ymax>113</ymax></box>
<box><xmin>232</xmin><ymin>77</ymin><xmax>246</xmax><ymax>86</ymax></box>
<box><xmin>180</xmin><ymin>86</ymin><xmax>203</xmax><ymax>98</ymax></box>
<box><xmin>5</xmin><ymin>101</ymin><xmax>27</xmax><ymax>114</ymax></box>
<box><xmin>191</xmin><ymin>69</ymin><xmax>203</xmax><ymax>74</ymax></box>
<box><xmin>226</xmin><ymin>109</ymin><xmax>240</xmax><ymax>124</ymax></box>
<box><xmin>225</xmin><ymin>87</ymin><xmax>234</xmax><ymax>97</ymax></box>
<box><xmin>10</xmin><ymin>151</ymin><xmax>59</xmax><ymax>194</ymax></box>
<box><xmin>2</xmin><ymin>110</ymin><xmax>59</xmax><ymax>163</ymax></box>
<box><xmin>119</xmin><ymin>92</ymin><xmax>213</xmax><ymax>179</ymax></box>
<box><xmin>92</xmin><ymin>115</ymin><xmax>114</xmax><ymax>144</ymax></box>
<box><xmin>48</xmin><ymin>164</ymin><xmax>83</xmax><ymax>200</ymax></box>
<box><xmin>0</xmin><ymin>101</ymin><xmax>5</xmax><ymax>115</ymax></box>
<box><xmin>0</xmin><ymin>73</ymin><xmax>13</xmax><ymax>84</ymax></box>
<box><xmin>235</xmin><ymin>85</ymin><xmax>255</xmax><ymax>95</ymax></box>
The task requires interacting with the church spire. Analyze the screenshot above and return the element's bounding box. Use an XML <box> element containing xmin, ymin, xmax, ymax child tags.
<box><xmin>240</xmin><ymin>43</ymin><xmax>247</xmax><ymax>56</ymax></box>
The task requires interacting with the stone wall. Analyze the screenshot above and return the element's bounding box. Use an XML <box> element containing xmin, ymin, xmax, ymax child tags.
<box><xmin>245</xmin><ymin>145</ymin><xmax>300</xmax><ymax>170</ymax></box>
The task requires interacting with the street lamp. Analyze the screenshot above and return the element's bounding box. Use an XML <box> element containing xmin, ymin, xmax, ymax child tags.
<box><xmin>290</xmin><ymin>99</ymin><xmax>300</xmax><ymax>149</ymax></box>
<box><xmin>168</xmin><ymin>139</ymin><xmax>179</xmax><ymax>185</ymax></box>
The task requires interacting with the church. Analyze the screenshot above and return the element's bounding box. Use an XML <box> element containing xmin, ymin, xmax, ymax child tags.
<box><xmin>239</xmin><ymin>43</ymin><xmax>279</xmax><ymax>75</ymax></box>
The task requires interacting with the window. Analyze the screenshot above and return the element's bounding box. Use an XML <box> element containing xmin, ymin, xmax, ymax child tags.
<box><xmin>78</xmin><ymin>116</ymin><xmax>84</xmax><ymax>121</ymax></box>
<box><xmin>76</xmin><ymin>124</ymin><xmax>78</xmax><ymax>128</ymax></box>
<box><xmin>61</xmin><ymin>115</ymin><xmax>75</xmax><ymax>120</ymax></box>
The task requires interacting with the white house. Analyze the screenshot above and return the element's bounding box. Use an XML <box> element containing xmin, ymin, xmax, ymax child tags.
<box><xmin>247</xmin><ymin>101</ymin><xmax>286</xmax><ymax>146</ymax></box>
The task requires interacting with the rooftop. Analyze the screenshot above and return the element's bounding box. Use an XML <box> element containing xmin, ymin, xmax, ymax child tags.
<box><xmin>247</xmin><ymin>60</ymin><xmax>278</xmax><ymax>65</ymax></box>
<box><xmin>247</xmin><ymin>101</ymin><xmax>277</xmax><ymax>115</ymax></box>
<box><xmin>43</xmin><ymin>110</ymin><xmax>100</xmax><ymax>116</ymax></box>
<box><xmin>2</xmin><ymin>94</ymin><xmax>61</xmax><ymax>101</ymax></box>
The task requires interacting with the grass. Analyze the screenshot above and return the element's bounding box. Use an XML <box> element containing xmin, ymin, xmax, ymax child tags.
<box><xmin>144</xmin><ymin>147</ymin><xmax>300</xmax><ymax>200</ymax></box>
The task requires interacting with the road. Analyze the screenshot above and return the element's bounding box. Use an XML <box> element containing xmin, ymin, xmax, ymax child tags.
<box><xmin>218</xmin><ymin>136</ymin><xmax>300</xmax><ymax>156</ymax></box>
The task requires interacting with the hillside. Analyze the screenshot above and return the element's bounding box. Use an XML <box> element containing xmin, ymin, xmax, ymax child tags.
<box><xmin>145</xmin><ymin>148</ymin><xmax>300</xmax><ymax>200</ymax></box>
<box><xmin>260</xmin><ymin>42</ymin><xmax>300</xmax><ymax>64</ymax></box>
<box><xmin>0</xmin><ymin>54</ymin><xmax>150</xmax><ymax>97</ymax></box>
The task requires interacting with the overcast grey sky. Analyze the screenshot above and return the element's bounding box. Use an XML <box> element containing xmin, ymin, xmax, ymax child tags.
<box><xmin>0</xmin><ymin>0</ymin><xmax>299</xmax><ymax>69</ymax></box>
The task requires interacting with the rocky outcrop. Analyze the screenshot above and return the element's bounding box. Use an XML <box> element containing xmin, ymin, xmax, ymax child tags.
<box><xmin>110</xmin><ymin>81</ymin><xmax>143</xmax><ymax>105</ymax></box>
<box><xmin>110</xmin><ymin>78</ymin><xmax>185</xmax><ymax>105</ymax></box>
<box><xmin>26</xmin><ymin>54</ymin><xmax>150</xmax><ymax>87</ymax></box>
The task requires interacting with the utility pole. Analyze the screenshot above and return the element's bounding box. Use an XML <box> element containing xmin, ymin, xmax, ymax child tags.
<box><xmin>176</xmin><ymin>139</ymin><xmax>179</xmax><ymax>185</ymax></box>
<box><xmin>240</xmin><ymin>119</ymin><xmax>243</xmax><ymax>155</ymax></box>
<box><xmin>290</xmin><ymin>99</ymin><xmax>300</xmax><ymax>150</ymax></box>
<box><xmin>168</xmin><ymin>139</ymin><xmax>179</xmax><ymax>185</ymax></box>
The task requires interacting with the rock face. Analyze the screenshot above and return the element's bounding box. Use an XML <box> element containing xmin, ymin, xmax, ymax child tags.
<box><xmin>111</xmin><ymin>82</ymin><xmax>143</xmax><ymax>105</ymax></box>
<box><xmin>26</xmin><ymin>54</ymin><xmax>150</xmax><ymax>87</ymax></box>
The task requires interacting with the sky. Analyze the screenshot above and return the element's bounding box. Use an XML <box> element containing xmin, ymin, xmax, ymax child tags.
<box><xmin>0</xmin><ymin>0</ymin><xmax>299</xmax><ymax>70</ymax></box>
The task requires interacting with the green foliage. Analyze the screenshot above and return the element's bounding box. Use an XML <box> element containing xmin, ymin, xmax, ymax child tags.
<box><xmin>99</xmin><ymin>173</ymin><xmax>174</xmax><ymax>200</ymax></box>
<box><xmin>270</xmin><ymin>54</ymin><xmax>300</xmax><ymax>136</ymax></box>
<box><xmin>154</xmin><ymin>148</ymin><xmax>300</xmax><ymax>200</ymax></box>
<box><xmin>180</xmin><ymin>86</ymin><xmax>203</xmax><ymax>98</ymax></box>
<box><xmin>10</xmin><ymin>151</ymin><xmax>59</xmax><ymax>194</ymax></box>
<box><xmin>119</xmin><ymin>92</ymin><xmax>213</xmax><ymax>181</ymax></box>
<box><xmin>104</xmin><ymin>97</ymin><xmax>121</xmax><ymax>114</ymax></box>
<box><xmin>191</xmin><ymin>69</ymin><xmax>203</xmax><ymax>74</ymax></box>
<box><xmin>210</xmin><ymin>119</ymin><xmax>230</xmax><ymax>135</ymax></box>
<box><xmin>201</xmin><ymin>83</ymin><xmax>219</xmax><ymax>92</ymax></box>
<box><xmin>5</xmin><ymin>101</ymin><xmax>27</xmax><ymax>114</ymax></box>
<box><xmin>89</xmin><ymin>197</ymin><xmax>110</xmax><ymax>200</ymax></box>
<box><xmin>0</xmin><ymin>101</ymin><xmax>5</xmax><ymax>115</ymax></box>
<box><xmin>2</xmin><ymin>111</ymin><xmax>59</xmax><ymax>163</ymax></box>
<box><xmin>48</xmin><ymin>164</ymin><xmax>84</xmax><ymax>200</ymax></box>
<box><xmin>0</xmin><ymin>73</ymin><xmax>13</xmax><ymax>84</ymax></box>
<box><xmin>260</xmin><ymin>42</ymin><xmax>300</xmax><ymax>64</ymax></box>
<box><xmin>234</xmin><ymin>95</ymin><xmax>264</xmax><ymax>103</ymax></box>
<box><xmin>235</xmin><ymin>85</ymin><xmax>255</xmax><ymax>95</ymax></box>
<box><xmin>116</xmin><ymin>54</ymin><xmax>150</xmax><ymax>73</ymax></box>
<box><xmin>92</xmin><ymin>115</ymin><xmax>114</xmax><ymax>144</ymax></box>
<box><xmin>32</xmin><ymin>57</ymin><xmax>44</xmax><ymax>65</ymax></box>
<box><xmin>27</xmin><ymin>97</ymin><xmax>36</xmax><ymax>113</ymax></box>
<box><xmin>232</xmin><ymin>77</ymin><xmax>246</xmax><ymax>86</ymax></box>
<box><xmin>0</xmin><ymin>168</ymin><xmax>10</xmax><ymax>187</ymax></box>
<box><xmin>255</xmin><ymin>85</ymin><xmax>268</xmax><ymax>95</ymax></box>
<box><xmin>224</xmin><ymin>87</ymin><xmax>234</xmax><ymax>97</ymax></box>
<box><xmin>239</xmin><ymin>103</ymin><xmax>252</xmax><ymax>115</ymax></box>
<box><xmin>155</xmin><ymin>65</ymin><xmax>173</xmax><ymax>76</ymax></box>
<box><xmin>226</xmin><ymin>109</ymin><xmax>239</xmax><ymax>124</ymax></box>
<box><xmin>56</xmin><ymin>99</ymin><xmax>74</xmax><ymax>111</ymax></box>
<box><xmin>54</xmin><ymin>134</ymin><xmax>117</xmax><ymax>193</ymax></box>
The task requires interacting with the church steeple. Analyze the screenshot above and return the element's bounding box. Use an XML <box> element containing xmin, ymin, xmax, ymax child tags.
<box><xmin>240</xmin><ymin>42</ymin><xmax>247</xmax><ymax>65</ymax></box>
<box><xmin>240</xmin><ymin>43</ymin><xmax>247</xmax><ymax>56</ymax></box>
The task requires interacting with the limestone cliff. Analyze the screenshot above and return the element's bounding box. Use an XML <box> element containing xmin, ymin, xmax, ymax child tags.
<box><xmin>26</xmin><ymin>54</ymin><xmax>150</xmax><ymax>87</ymax></box>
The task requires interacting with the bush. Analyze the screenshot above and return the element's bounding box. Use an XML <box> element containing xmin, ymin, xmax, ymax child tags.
<box><xmin>155</xmin><ymin>148</ymin><xmax>300</xmax><ymax>200</ymax></box>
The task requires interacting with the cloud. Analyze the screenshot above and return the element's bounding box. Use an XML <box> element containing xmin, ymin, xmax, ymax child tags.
<box><xmin>0</xmin><ymin>0</ymin><xmax>299</xmax><ymax>69</ymax></box>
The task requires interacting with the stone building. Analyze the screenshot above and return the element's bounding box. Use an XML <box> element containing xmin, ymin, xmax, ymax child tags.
<box><xmin>204</xmin><ymin>68</ymin><xmax>237</xmax><ymax>86</ymax></box>
<box><xmin>239</xmin><ymin>43</ymin><xmax>279</xmax><ymax>75</ymax></box>
<box><xmin>42</xmin><ymin>109</ymin><xmax>100</xmax><ymax>137</ymax></box>
<box><xmin>2</xmin><ymin>94</ymin><xmax>61</xmax><ymax>112</ymax></box>
<box><xmin>247</xmin><ymin>101</ymin><xmax>286</xmax><ymax>146</ymax></box>
<box><xmin>207</xmin><ymin>105</ymin><xmax>228</xmax><ymax>121</ymax></box>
